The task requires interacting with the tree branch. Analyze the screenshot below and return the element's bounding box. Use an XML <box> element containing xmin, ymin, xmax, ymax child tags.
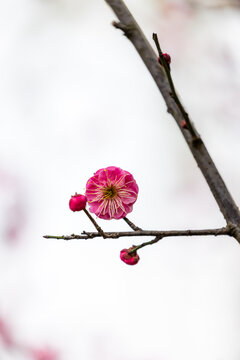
<box><xmin>104</xmin><ymin>0</ymin><xmax>240</xmax><ymax>243</ymax></box>
<box><xmin>44</xmin><ymin>226</ymin><xmax>230</xmax><ymax>240</ymax></box>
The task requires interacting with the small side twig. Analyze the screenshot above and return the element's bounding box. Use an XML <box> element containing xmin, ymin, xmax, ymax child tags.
<box><xmin>112</xmin><ymin>21</ymin><xmax>135</xmax><ymax>38</ymax></box>
<box><xmin>123</xmin><ymin>217</ymin><xmax>142</xmax><ymax>231</ymax></box>
<box><xmin>152</xmin><ymin>33</ymin><xmax>198</xmax><ymax>139</ymax></box>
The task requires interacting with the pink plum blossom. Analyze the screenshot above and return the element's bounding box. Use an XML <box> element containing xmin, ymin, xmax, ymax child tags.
<box><xmin>29</xmin><ymin>347</ymin><xmax>59</xmax><ymax>360</ymax></box>
<box><xmin>0</xmin><ymin>168</ymin><xmax>25</xmax><ymax>244</ymax></box>
<box><xmin>0</xmin><ymin>317</ymin><xmax>14</xmax><ymax>348</ymax></box>
<box><xmin>120</xmin><ymin>247</ymin><xmax>140</xmax><ymax>265</ymax></box>
<box><xmin>85</xmin><ymin>166</ymin><xmax>138</xmax><ymax>220</ymax></box>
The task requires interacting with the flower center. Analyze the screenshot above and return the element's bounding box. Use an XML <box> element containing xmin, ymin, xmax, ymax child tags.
<box><xmin>103</xmin><ymin>185</ymin><xmax>117</xmax><ymax>199</ymax></box>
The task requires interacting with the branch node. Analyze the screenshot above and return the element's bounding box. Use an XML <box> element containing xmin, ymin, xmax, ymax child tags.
<box><xmin>112</xmin><ymin>21</ymin><xmax>135</xmax><ymax>38</ymax></box>
<box><xmin>191</xmin><ymin>136</ymin><xmax>203</xmax><ymax>147</ymax></box>
<box><xmin>227</xmin><ymin>223</ymin><xmax>240</xmax><ymax>238</ymax></box>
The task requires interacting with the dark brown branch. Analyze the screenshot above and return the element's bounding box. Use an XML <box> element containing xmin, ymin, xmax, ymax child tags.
<box><xmin>43</xmin><ymin>227</ymin><xmax>230</xmax><ymax>240</ymax></box>
<box><xmin>105</xmin><ymin>0</ymin><xmax>240</xmax><ymax>242</ymax></box>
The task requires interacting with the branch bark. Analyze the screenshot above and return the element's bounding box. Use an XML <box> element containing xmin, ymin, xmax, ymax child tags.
<box><xmin>104</xmin><ymin>0</ymin><xmax>240</xmax><ymax>243</ymax></box>
<box><xmin>44</xmin><ymin>227</ymin><xmax>230</xmax><ymax>240</ymax></box>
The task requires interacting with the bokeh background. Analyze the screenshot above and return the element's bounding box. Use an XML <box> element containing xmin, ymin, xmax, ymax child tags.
<box><xmin>0</xmin><ymin>0</ymin><xmax>240</xmax><ymax>359</ymax></box>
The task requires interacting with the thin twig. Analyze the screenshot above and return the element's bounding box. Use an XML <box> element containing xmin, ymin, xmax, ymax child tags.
<box><xmin>43</xmin><ymin>226</ymin><xmax>230</xmax><ymax>240</ymax></box>
<box><xmin>152</xmin><ymin>33</ymin><xmax>197</xmax><ymax>138</ymax></box>
<box><xmin>123</xmin><ymin>217</ymin><xmax>142</xmax><ymax>231</ymax></box>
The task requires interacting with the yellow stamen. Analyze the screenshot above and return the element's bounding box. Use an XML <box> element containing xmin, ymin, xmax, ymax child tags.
<box><xmin>103</xmin><ymin>186</ymin><xmax>117</xmax><ymax>199</ymax></box>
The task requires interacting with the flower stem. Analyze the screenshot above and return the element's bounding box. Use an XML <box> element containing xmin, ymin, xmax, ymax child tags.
<box><xmin>83</xmin><ymin>209</ymin><xmax>106</xmax><ymax>238</ymax></box>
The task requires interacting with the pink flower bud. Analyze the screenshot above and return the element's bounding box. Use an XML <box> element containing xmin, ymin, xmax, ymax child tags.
<box><xmin>120</xmin><ymin>246</ymin><xmax>140</xmax><ymax>265</ymax></box>
<box><xmin>181</xmin><ymin>119</ymin><xmax>187</xmax><ymax>129</ymax></box>
<box><xmin>69</xmin><ymin>194</ymin><xmax>87</xmax><ymax>212</ymax></box>
<box><xmin>163</xmin><ymin>53</ymin><xmax>171</xmax><ymax>64</ymax></box>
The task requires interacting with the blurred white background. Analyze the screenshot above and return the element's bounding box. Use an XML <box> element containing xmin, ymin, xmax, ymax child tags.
<box><xmin>0</xmin><ymin>0</ymin><xmax>240</xmax><ymax>359</ymax></box>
